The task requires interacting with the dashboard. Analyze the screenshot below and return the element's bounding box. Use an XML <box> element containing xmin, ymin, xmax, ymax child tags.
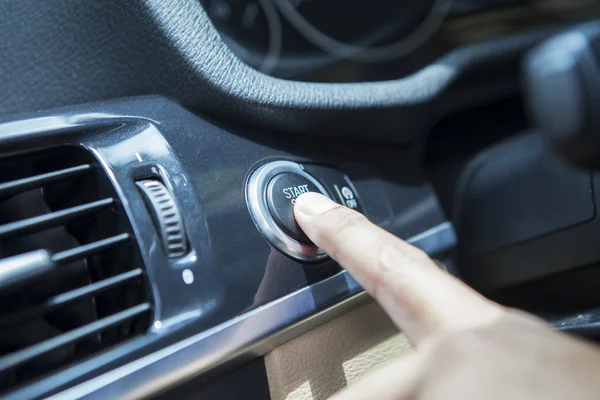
<box><xmin>202</xmin><ymin>0</ymin><xmax>600</xmax><ymax>81</ymax></box>
<box><xmin>1</xmin><ymin>0</ymin><xmax>600</xmax><ymax>399</ymax></box>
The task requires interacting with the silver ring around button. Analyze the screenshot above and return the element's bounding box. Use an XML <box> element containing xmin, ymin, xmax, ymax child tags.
<box><xmin>246</xmin><ymin>161</ymin><xmax>331</xmax><ymax>262</ymax></box>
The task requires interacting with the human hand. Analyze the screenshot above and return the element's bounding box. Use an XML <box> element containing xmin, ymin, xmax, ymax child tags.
<box><xmin>294</xmin><ymin>192</ymin><xmax>600</xmax><ymax>400</ymax></box>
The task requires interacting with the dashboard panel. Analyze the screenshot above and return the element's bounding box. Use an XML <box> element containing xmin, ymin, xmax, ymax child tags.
<box><xmin>1</xmin><ymin>0</ymin><xmax>600</xmax><ymax>398</ymax></box>
<box><xmin>0</xmin><ymin>97</ymin><xmax>452</xmax><ymax>399</ymax></box>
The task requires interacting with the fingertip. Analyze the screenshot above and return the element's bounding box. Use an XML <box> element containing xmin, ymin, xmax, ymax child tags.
<box><xmin>294</xmin><ymin>192</ymin><xmax>338</xmax><ymax>218</ymax></box>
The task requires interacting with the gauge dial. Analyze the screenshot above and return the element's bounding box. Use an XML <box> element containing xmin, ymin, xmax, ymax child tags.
<box><xmin>200</xmin><ymin>0</ymin><xmax>282</xmax><ymax>73</ymax></box>
<box><xmin>273</xmin><ymin>0</ymin><xmax>449</xmax><ymax>62</ymax></box>
<box><xmin>289</xmin><ymin>0</ymin><xmax>436</xmax><ymax>46</ymax></box>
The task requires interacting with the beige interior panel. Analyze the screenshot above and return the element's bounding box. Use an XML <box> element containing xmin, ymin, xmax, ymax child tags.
<box><xmin>265</xmin><ymin>300</ymin><xmax>412</xmax><ymax>400</ymax></box>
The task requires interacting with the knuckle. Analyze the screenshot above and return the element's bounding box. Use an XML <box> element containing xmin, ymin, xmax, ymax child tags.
<box><xmin>435</xmin><ymin>332</ymin><xmax>476</xmax><ymax>362</ymax></box>
<box><xmin>433</xmin><ymin>328</ymin><xmax>493</xmax><ymax>363</ymax></box>
<box><xmin>369</xmin><ymin>266</ymin><xmax>387</xmax><ymax>300</ymax></box>
<box><xmin>332</xmin><ymin>208</ymin><xmax>369</xmax><ymax>236</ymax></box>
<box><xmin>370</xmin><ymin>245</ymin><xmax>429</xmax><ymax>302</ymax></box>
<box><xmin>404</xmin><ymin>246</ymin><xmax>431</xmax><ymax>265</ymax></box>
<box><xmin>325</xmin><ymin>209</ymin><xmax>369</xmax><ymax>258</ymax></box>
<box><xmin>331</xmin><ymin>207</ymin><xmax>367</xmax><ymax>241</ymax></box>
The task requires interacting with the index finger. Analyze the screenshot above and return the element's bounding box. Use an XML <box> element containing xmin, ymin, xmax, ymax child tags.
<box><xmin>294</xmin><ymin>192</ymin><xmax>504</xmax><ymax>345</ymax></box>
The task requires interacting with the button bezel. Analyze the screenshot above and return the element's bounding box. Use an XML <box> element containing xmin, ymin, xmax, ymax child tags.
<box><xmin>246</xmin><ymin>161</ymin><xmax>331</xmax><ymax>262</ymax></box>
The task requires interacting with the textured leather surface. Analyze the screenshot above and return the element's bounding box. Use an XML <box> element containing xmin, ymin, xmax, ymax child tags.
<box><xmin>0</xmin><ymin>0</ymin><xmax>552</xmax><ymax>140</ymax></box>
<box><xmin>265</xmin><ymin>300</ymin><xmax>412</xmax><ymax>400</ymax></box>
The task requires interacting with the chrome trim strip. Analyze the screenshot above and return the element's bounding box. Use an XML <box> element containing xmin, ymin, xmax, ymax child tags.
<box><xmin>407</xmin><ymin>221</ymin><xmax>456</xmax><ymax>254</ymax></box>
<box><xmin>51</xmin><ymin>222</ymin><xmax>456</xmax><ymax>400</ymax></box>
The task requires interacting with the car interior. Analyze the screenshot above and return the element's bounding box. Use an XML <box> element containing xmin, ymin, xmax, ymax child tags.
<box><xmin>1</xmin><ymin>0</ymin><xmax>600</xmax><ymax>399</ymax></box>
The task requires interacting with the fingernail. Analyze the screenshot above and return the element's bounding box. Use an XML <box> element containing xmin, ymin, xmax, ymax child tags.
<box><xmin>294</xmin><ymin>192</ymin><xmax>338</xmax><ymax>216</ymax></box>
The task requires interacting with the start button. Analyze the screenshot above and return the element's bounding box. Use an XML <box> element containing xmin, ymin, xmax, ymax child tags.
<box><xmin>246</xmin><ymin>160</ymin><xmax>331</xmax><ymax>262</ymax></box>
<box><xmin>266</xmin><ymin>173</ymin><xmax>321</xmax><ymax>243</ymax></box>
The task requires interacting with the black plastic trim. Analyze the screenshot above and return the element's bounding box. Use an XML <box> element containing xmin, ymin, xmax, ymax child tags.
<box><xmin>0</xmin><ymin>97</ymin><xmax>450</xmax><ymax>399</ymax></box>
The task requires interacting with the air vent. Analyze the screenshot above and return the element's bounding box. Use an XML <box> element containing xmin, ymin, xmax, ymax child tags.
<box><xmin>0</xmin><ymin>146</ymin><xmax>152</xmax><ymax>393</ymax></box>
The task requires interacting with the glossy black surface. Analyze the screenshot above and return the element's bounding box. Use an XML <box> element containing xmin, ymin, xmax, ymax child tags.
<box><xmin>0</xmin><ymin>97</ymin><xmax>447</xmax><ymax>398</ymax></box>
<box><xmin>203</xmin><ymin>0</ymin><xmax>600</xmax><ymax>81</ymax></box>
<box><xmin>266</xmin><ymin>172</ymin><xmax>320</xmax><ymax>243</ymax></box>
<box><xmin>304</xmin><ymin>164</ymin><xmax>364</xmax><ymax>212</ymax></box>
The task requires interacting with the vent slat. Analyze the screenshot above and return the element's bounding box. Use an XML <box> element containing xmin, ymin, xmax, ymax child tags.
<box><xmin>0</xmin><ymin>198</ymin><xmax>114</xmax><ymax>240</ymax></box>
<box><xmin>0</xmin><ymin>250</ymin><xmax>53</xmax><ymax>291</ymax></box>
<box><xmin>0</xmin><ymin>147</ymin><xmax>151</xmax><ymax>393</ymax></box>
<box><xmin>0</xmin><ymin>268</ymin><xmax>144</xmax><ymax>328</ymax></box>
<box><xmin>0</xmin><ymin>303</ymin><xmax>150</xmax><ymax>373</ymax></box>
<box><xmin>51</xmin><ymin>233</ymin><xmax>130</xmax><ymax>265</ymax></box>
<box><xmin>0</xmin><ymin>164</ymin><xmax>91</xmax><ymax>199</ymax></box>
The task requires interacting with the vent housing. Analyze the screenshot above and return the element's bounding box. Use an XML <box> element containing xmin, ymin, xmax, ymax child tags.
<box><xmin>0</xmin><ymin>146</ymin><xmax>152</xmax><ymax>393</ymax></box>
